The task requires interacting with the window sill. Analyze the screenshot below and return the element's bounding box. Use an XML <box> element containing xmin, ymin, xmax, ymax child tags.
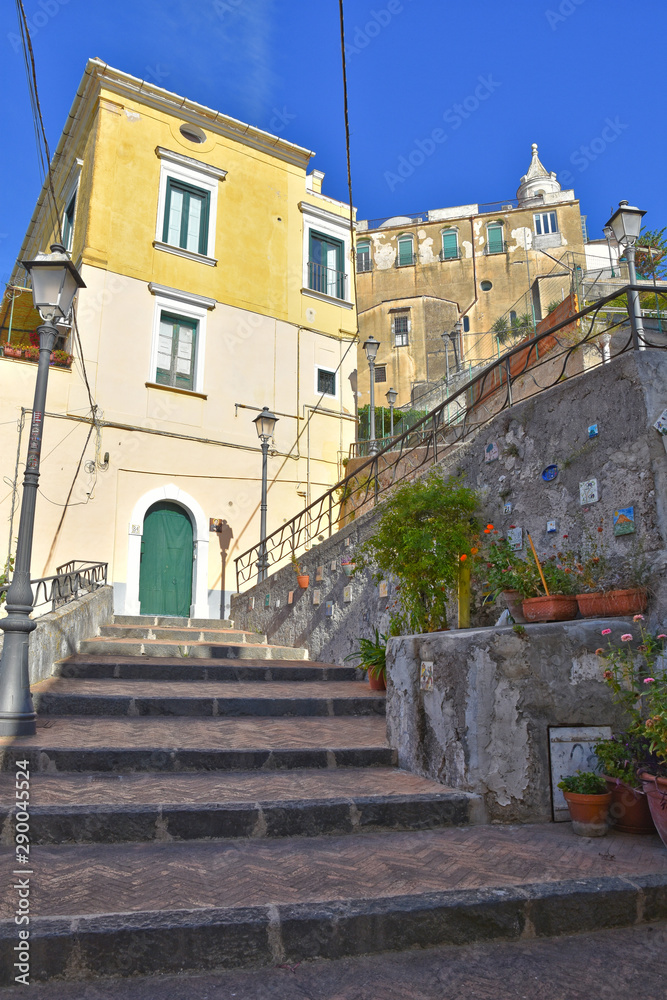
<box><xmin>301</xmin><ymin>287</ymin><xmax>353</xmax><ymax>309</ymax></box>
<box><xmin>153</xmin><ymin>241</ymin><xmax>217</xmax><ymax>267</ymax></box>
<box><xmin>146</xmin><ymin>382</ymin><xmax>207</xmax><ymax>400</ymax></box>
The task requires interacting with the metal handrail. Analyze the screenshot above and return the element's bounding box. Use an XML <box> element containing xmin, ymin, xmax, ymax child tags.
<box><xmin>307</xmin><ymin>261</ymin><xmax>347</xmax><ymax>300</ymax></box>
<box><xmin>234</xmin><ymin>284</ymin><xmax>666</xmax><ymax>590</ymax></box>
<box><xmin>484</xmin><ymin>241</ymin><xmax>508</xmax><ymax>255</ymax></box>
<box><xmin>0</xmin><ymin>561</ymin><xmax>108</xmax><ymax>613</ymax></box>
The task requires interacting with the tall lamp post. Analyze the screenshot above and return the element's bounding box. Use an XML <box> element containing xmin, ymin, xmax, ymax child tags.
<box><xmin>448</xmin><ymin>320</ymin><xmax>462</xmax><ymax>373</ymax></box>
<box><xmin>605</xmin><ymin>201</ymin><xmax>646</xmax><ymax>350</ymax></box>
<box><xmin>363</xmin><ymin>336</ymin><xmax>380</xmax><ymax>454</ymax></box>
<box><xmin>0</xmin><ymin>244</ymin><xmax>85</xmax><ymax>737</ymax></box>
<box><xmin>385</xmin><ymin>386</ymin><xmax>397</xmax><ymax>437</ymax></box>
<box><xmin>253</xmin><ymin>406</ymin><xmax>278</xmax><ymax>582</ymax></box>
<box><xmin>602</xmin><ymin>224</ymin><xmax>616</xmax><ymax>278</ymax></box>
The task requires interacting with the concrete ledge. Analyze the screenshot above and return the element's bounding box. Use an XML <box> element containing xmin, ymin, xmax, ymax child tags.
<box><xmin>0</xmin><ymin>586</ymin><xmax>114</xmax><ymax>685</ymax></box>
<box><xmin>2</xmin><ymin>875</ymin><xmax>664</xmax><ymax>984</ymax></box>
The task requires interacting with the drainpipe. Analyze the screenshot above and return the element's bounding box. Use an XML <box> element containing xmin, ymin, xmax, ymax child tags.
<box><xmin>459</xmin><ymin>215</ymin><xmax>479</xmax><ymax>362</ymax></box>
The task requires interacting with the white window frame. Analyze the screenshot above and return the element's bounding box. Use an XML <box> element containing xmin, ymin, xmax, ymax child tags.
<box><xmin>396</xmin><ymin>233</ymin><xmax>415</xmax><ymax>266</ymax></box>
<box><xmin>60</xmin><ymin>158</ymin><xmax>83</xmax><ymax>253</ymax></box>
<box><xmin>315</xmin><ymin>364</ymin><xmax>338</xmax><ymax>399</ymax></box>
<box><xmin>148</xmin><ymin>283</ymin><xmax>216</xmax><ymax>395</ymax></box>
<box><xmin>534</xmin><ymin>211</ymin><xmax>559</xmax><ymax>236</ymax></box>
<box><xmin>440</xmin><ymin>227</ymin><xmax>459</xmax><ymax>260</ymax></box>
<box><xmin>392</xmin><ymin>312</ymin><xmax>411</xmax><ymax>347</ymax></box>
<box><xmin>154</xmin><ymin>147</ymin><xmax>227</xmax><ymax>265</ymax></box>
<box><xmin>299</xmin><ymin>201</ymin><xmax>353</xmax><ymax>306</ymax></box>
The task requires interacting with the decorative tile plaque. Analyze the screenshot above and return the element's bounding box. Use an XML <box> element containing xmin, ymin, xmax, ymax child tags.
<box><xmin>420</xmin><ymin>661</ymin><xmax>434</xmax><ymax>692</ymax></box>
<box><xmin>579</xmin><ymin>478</ymin><xmax>599</xmax><ymax>505</ymax></box>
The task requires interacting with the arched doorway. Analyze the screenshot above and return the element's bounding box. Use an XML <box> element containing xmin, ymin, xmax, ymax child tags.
<box><xmin>139</xmin><ymin>501</ymin><xmax>193</xmax><ymax>617</ymax></box>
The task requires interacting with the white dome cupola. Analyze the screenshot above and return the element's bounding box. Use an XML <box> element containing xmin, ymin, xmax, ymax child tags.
<box><xmin>516</xmin><ymin>143</ymin><xmax>561</xmax><ymax>206</ymax></box>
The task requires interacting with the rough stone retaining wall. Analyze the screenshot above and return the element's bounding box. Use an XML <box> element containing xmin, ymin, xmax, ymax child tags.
<box><xmin>232</xmin><ymin>351</ymin><xmax>667</xmax><ymax>661</ymax></box>
<box><xmin>0</xmin><ymin>585</ymin><xmax>114</xmax><ymax>684</ymax></box>
<box><xmin>385</xmin><ymin>618</ymin><xmax>633</xmax><ymax>823</ymax></box>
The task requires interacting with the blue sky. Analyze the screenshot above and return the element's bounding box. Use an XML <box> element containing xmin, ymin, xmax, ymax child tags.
<box><xmin>2</xmin><ymin>0</ymin><xmax>666</xmax><ymax>282</ymax></box>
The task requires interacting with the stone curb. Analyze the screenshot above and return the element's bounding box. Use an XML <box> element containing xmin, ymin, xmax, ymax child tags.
<box><xmin>1</xmin><ymin>874</ymin><xmax>664</xmax><ymax>985</ymax></box>
<box><xmin>54</xmin><ymin>659</ymin><xmax>358</xmax><ymax>682</ymax></box>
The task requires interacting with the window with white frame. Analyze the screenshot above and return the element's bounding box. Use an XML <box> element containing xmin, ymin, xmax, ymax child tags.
<box><xmin>396</xmin><ymin>234</ymin><xmax>415</xmax><ymax>266</ymax></box>
<box><xmin>299</xmin><ymin>201</ymin><xmax>352</xmax><ymax>305</ymax></box>
<box><xmin>154</xmin><ymin>147</ymin><xmax>226</xmax><ymax>263</ymax></box>
<box><xmin>309</xmin><ymin>231</ymin><xmax>345</xmax><ymax>299</ymax></box>
<box><xmin>486</xmin><ymin>222</ymin><xmax>505</xmax><ymax>254</ymax></box>
<box><xmin>62</xmin><ymin>192</ymin><xmax>77</xmax><ymax>252</ymax></box>
<box><xmin>316</xmin><ymin>366</ymin><xmax>337</xmax><ymax>397</ymax></box>
<box><xmin>392</xmin><ymin>312</ymin><xmax>410</xmax><ymax>347</ymax></box>
<box><xmin>440</xmin><ymin>228</ymin><xmax>459</xmax><ymax>260</ymax></box>
<box><xmin>534</xmin><ymin>211</ymin><xmax>558</xmax><ymax>236</ymax></box>
<box><xmin>148</xmin><ymin>283</ymin><xmax>214</xmax><ymax>394</ymax></box>
<box><xmin>356</xmin><ymin>241</ymin><xmax>372</xmax><ymax>272</ymax></box>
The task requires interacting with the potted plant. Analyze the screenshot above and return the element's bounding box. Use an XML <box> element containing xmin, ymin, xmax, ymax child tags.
<box><xmin>2</xmin><ymin>343</ymin><xmax>23</xmax><ymax>359</ymax></box>
<box><xmin>480</xmin><ymin>530</ymin><xmax>533</xmax><ymax>623</ymax></box>
<box><xmin>341</xmin><ymin>558</ymin><xmax>355</xmax><ymax>578</ymax></box>
<box><xmin>291</xmin><ymin>554</ymin><xmax>309</xmax><ymax>589</ymax></box>
<box><xmin>345</xmin><ymin>629</ymin><xmax>387</xmax><ymax>691</ymax></box>
<box><xmin>594</xmin><ymin>733</ymin><xmax>656</xmax><ymax>835</ymax></box>
<box><xmin>521</xmin><ymin>557</ymin><xmax>579</xmax><ymax>622</ymax></box>
<box><xmin>557</xmin><ymin>771</ymin><xmax>612</xmax><ymax>837</ymax></box>
<box><xmin>565</xmin><ymin>526</ymin><xmax>649</xmax><ymax>617</ymax></box>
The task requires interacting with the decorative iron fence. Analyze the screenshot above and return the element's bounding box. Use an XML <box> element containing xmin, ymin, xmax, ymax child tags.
<box><xmin>234</xmin><ymin>285</ymin><xmax>666</xmax><ymax>589</ymax></box>
<box><xmin>307</xmin><ymin>262</ymin><xmax>346</xmax><ymax>300</ymax></box>
<box><xmin>0</xmin><ymin>561</ymin><xmax>108</xmax><ymax>614</ymax></box>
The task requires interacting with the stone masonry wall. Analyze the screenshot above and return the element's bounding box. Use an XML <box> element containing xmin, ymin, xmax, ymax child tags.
<box><xmin>231</xmin><ymin>350</ymin><xmax>667</xmax><ymax>661</ymax></box>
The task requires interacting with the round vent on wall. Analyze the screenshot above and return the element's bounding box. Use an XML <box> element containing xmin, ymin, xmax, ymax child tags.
<box><xmin>180</xmin><ymin>124</ymin><xmax>206</xmax><ymax>144</ymax></box>
<box><xmin>480</xmin><ymin>280</ymin><xmax>493</xmax><ymax>292</ymax></box>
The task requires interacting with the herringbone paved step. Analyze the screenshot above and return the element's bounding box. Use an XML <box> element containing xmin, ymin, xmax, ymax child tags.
<box><xmin>0</xmin><ymin>768</ymin><xmax>478</xmax><ymax>844</ymax></box>
<box><xmin>99</xmin><ymin>625</ymin><xmax>264</xmax><ymax>643</ymax></box>
<box><xmin>0</xmin><ymin>716</ymin><xmax>394</xmax><ymax>772</ymax></box>
<box><xmin>0</xmin><ymin>824</ymin><xmax>665</xmax><ymax>983</ymax></box>
<box><xmin>78</xmin><ymin>637</ymin><xmax>308</xmax><ymax>660</ymax></box>
<box><xmin>54</xmin><ymin>655</ymin><xmax>356</xmax><ymax>681</ymax></box>
<box><xmin>32</xmin><ymin>678</ymin><xmax>385</xmax><ymax>717</ymax></box>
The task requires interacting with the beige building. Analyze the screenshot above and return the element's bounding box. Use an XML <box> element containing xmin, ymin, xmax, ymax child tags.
<box><xmin>355</xmin><ymin>144</ymin><xmax>586</xmax><ymax>409</ymax></box>
<box><xmin>0</xmin><ymin>59</ymin><xmax>358</xmax><ymax>614</ymax></box>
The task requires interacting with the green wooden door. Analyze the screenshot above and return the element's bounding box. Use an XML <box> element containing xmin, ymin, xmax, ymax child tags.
<box><xmin>139</xmin><ymin>502</ymin><xmax>193</xmax><ymax>617</ymax></box>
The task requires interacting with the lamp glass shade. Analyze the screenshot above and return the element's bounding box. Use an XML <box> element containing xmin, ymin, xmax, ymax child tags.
<box><xmin>385</xmin><ymin>387</ymin><xmax>398</xmax><ymax>406</ymax></box>
<box><xmin>253</xmin><ymin>406</ymin><xmax>278</xmax><ymax>439</ymax></box>
<box><xmin>22</xmin><ymin>244</ymin><xmax>85</xmax><ymax>322</ymax></box>
<box><xmin>606</xmin><ymin>201</ymin><xmax>646</xmax><ymax>246</ymax></box>
<box><xmin>602</xmin><ymin>225</ymin><xmax>614</xmax><ymax>240</ymax></box>
<box><xmin>363</xmin><ymin>336</ymin><xmax>380</xmax><ymax>363</ymax></box>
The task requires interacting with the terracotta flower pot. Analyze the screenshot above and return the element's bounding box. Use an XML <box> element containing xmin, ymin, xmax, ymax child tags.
<box><xmin>502</xmin><ymin>589</ymin><xmax>526</xmax><ymax>623</ymax></box>
<box><xmin>521</xmin><ymin>595</ymin><xmax>578</xmax><ymax>623</ymax></box>
<box><xmin>639</xmin><ymin>773</ymin><xmax>667</xmax><ymax>849</ymax></box>
<box><xmin>3</xmin><ymin>345</ymin><xmax>23</xmax><ymax>358</ymax></box>
<box><xmin>603</xmin><ymin>776</ymin><xmax>656</xmax><ymax>835</ymax></box>
<box><xmin>368</xmin><ymin>672</ymin><xmax>386</xmax><ymax>692</ymax></box>
<box><xmin>576</xmin><ymin>588</ymin><xmax>647</xmax><ymax>618</ymax></box>
<box><xmin>563</xmin><ymin>789</ymin><xmax>612</xmax><ymax>837</ymax></box>
<box><xmin>297</xmin><ymin>575</ymin><xmax>309</xmax><ymax>589</ymax></box>
<box><xmin>341</xmin><ymin>562</ymin><xmax>355</xmax><ymax>578</ymax></box>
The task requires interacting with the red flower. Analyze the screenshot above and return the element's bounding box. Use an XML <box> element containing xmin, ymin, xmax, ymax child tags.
<box><xmin>597</xmin><ymin>527</ymin><xmax>603</xmax><ymax>533</ymax></box>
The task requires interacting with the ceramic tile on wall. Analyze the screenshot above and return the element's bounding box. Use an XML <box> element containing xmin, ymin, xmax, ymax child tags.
<box><xmin>579</xmin><ymin>478</ymin><xmax>599</xmax><ymax>504</ymax></box>
<box><xmin>613</xmin><ymin>506</ymin><xmax>635</xmax><ymax>535</ymax></box>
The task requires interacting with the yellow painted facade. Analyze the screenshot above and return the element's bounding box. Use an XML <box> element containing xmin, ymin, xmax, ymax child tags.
<box><xmin>1</xmin><ymin>59</ymin><xmax>358</xmax><ymax>615</ymax></box>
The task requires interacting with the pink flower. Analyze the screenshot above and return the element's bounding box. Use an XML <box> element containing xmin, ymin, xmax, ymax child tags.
<box><xmin>644</xmin><ymin>678</ymin><xmax>656</xmax><ymax>684</ymax></box>
<box><xmin>601</xmin><ymin>629</ymin><xmax>612</xmax><ymax>635</ymax></box>
<box><xmin>633</xmin><ymin>614</ymin><xmax>644</xmax><ymax>621</ymax></box>
<box><xmin>621</xmin><ymin>634</ymin><xmax>633</xmax><ymax>642</ymax></box>
<box><xmin>658</xmin><ymin>634</ymin><xmax>667</xmax><ymax>639</ymax></box>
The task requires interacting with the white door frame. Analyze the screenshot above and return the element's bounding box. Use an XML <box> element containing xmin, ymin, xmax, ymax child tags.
<box><xmin>126</xmin><ymin>484</ymin><xmax>210</xmax><ymax>618</ymax></box>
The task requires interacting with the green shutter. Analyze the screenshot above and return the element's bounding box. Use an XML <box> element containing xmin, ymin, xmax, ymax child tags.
<box><xmin>398</xmin><ymin>237</ymin><xmax>413</xmax><ymax>265</ymax></box>
<box><xmin>163</xmin><ymin>179</ymin><xmax>210</xmax><ymax>254</ymax></box>
<box><xmin>487</xmin><ymin>225</ymin><xmax>503</xmax><ymax>253</ymax></box>
<box><xmin>442</xmin><ymin>231</ymin><xmax>458</xmax><ymax>258</ymax></box>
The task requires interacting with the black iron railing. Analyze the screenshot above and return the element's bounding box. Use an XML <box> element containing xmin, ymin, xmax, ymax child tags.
<box><xmin>395</xmin><ymin>253</ymin><xmax>416</xmax><ymax>267</ymax></box>
<box><xmin>439</xmin><ymin>248</ymin><xmax>461</xmax><ymax>261</ymax></box>
<box><xmin>307</xmin><ymin>261</ymin><xmax>347</xmax><ymax>300</ymax></box>
<box><xmin>234</xmin><ymin>285</ymin><xmax>666</xmax><ymax>589</ymax></box>
<box><xmin>0</xmin><ymin>561</ymin><xmax>108</xmax><ymax>614</ymax></box>
<box><xmin>484</xmin><ymin>240</ymin><xmax>508</xmax><ymax>255</ymax></box>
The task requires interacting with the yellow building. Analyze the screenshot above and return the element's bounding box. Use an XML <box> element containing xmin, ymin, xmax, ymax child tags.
<box><xmin>355</xmin><ymin>144</ymin><xmax>586</xmax><ymax>410</ymax></box>
<box><xmin>1</xmin><ymin>59</ymin><xmax>358</xmax><ymax>615</ymax></box>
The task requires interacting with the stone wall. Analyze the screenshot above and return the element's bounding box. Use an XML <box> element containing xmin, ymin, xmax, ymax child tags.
<box><xmin>232</xmin><ymin>350</ymin><xmax>667</xmax><ymax>661</ymax></box>
<box><xmin>0</xmin><ymin>586</ymin><xmax>114</xmax><ymax>684</ymax></box>
<box><xmin>385</xmin><ymin>619</ymin><xmax>633</xmax><ymax>823</ymax></box>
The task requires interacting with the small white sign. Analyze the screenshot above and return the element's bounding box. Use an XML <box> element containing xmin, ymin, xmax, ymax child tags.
<box><xmin>507</xmin><ymin>527</ymin><xmax>523</xmax><ymax>551</ymax></box>
<box><xmin>548</xmin><ymin>725</ymin><xmax>611</xmax><ymax>821</ymax></box>
<box><xmin>129</xmin><ymin>523</ymin><xmax>142</xmax><ymax>535</ymax></box>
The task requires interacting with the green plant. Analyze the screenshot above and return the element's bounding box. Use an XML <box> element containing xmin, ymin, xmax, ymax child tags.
<box><xmin>356</xmin><ymin>469</ymin><xmax>478</xmax><ymax>633</ymax></box>
<box><xmin>594</xmin><ymin>732</ymin><xmax>656</xmax><ymax>789</ymax></box>
<box><xmin>290</xmin><ymin>554</ymin><xmax>302</xmax><ymax>575</ymax></box>
<box><xmin>503</xmin><ymin>442</ymin><xmax>520</xmax><ymax>458</ymax></box>
<box><xmin>512</xmin><ymin>624</ymin><xmax>526</xmax><ymax>638</ymax></box>
<box><xmin>481</xmin><ymin>534</ymin><xmax>539</xmax><ymax>598</ymax></box>
<box><xmin>557</xmin><ymin>771</ymin><xmax>608</xmax><ymax>795</ymax></box>
<box><xmin>547</xmin><ymin>300</ymin><xmax>560</xmax><ymax>314</ymax></box>
<box><xmin>344</xmin><ymin>629</ymin><xmax>387</xmax><ymax>681</ymax></box>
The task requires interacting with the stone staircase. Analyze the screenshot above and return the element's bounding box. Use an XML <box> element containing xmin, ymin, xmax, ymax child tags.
<box><xmin>1</xmin><ymin>616</ymin><xmax>666</xmax><ymax>988</ymax></box>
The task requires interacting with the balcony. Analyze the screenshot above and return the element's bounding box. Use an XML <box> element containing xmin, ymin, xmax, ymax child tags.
<box><xmin>356</xmin><ymin>254</ymin><xmax>373</xmax><ymax>273</ymax></box>
<box><xmin>395</xmin><ymin>253</ymin><xmax>416</xmax><ymax>267</ymax></box>
<box><xmin>439</xmin><ymin>248</ymin><xmax>461</xmax><ymax>261</ymax></box>
<box><xmin>484</xmin><ymin>241</ymin><xmax>508</xmax><ymax>255</ymax></box>
<box><xmin>307</xmin><ymin>261</ymin><xmax>347</xmax><ymax>301</ymax></box>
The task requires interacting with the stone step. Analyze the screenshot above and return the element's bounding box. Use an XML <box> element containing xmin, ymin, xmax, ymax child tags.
<box><xmin>0</xmin><ymin>716</ymin><xmax>394</xmax><ymax>773</ymax></box>
<box><xmin>113</xmin><ymin>615</ymin><xmax>234</xmax><ymax>629</ymax></box>
<box><xmin>32</xmin><ymin>678</ymin><xmax>385</xmax><ymax>718</ymax></box>
<box><xmin>100</xmin><ymin>625</ymin><xmax>263</xmax><ymax>643</ymax></box>
<box><xmin>78</xmin><ymin>638</ymin><xmax>308</xmax><ymax>660</ymax></box>
<box><xmin>54</xmin><ymin>655</ymin><xmax>357</xmax><ymax>682</ymax></box>
<box><xmin>0</xmin><ymin>768</ymin><xmax>478</xmax><ymax>845</ymax></box>
<box><xmin>0</xmin><ymin>823</ymin><xmax>664</xmax><ymax>984</ymax></box>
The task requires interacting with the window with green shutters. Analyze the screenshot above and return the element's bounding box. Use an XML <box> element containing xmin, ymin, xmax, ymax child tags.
<box><xmin>309</xmin><ymin>230</ymin><xmax>345</xmax><ymax>298</ymax></box>
<box><xmin>163</xmin><ymin>179</ymin><xmax>210</xmax><ymax>255</ymax></box>
<box><xmin>156</xmin><ymin>313</ymin><xmax>198</xmax><ymax>390</ymax></box>
<box><xmin>397</xmin><ymin>235</ymin><xmax>415</xmax><ymax>266</ymax></box>
<box><xmin>486</xmin><ymin>223</ymin><xmax>504</xmax><ymax>254</ymax></box>
<box><xmin>441</xmin><ymin>229</ymin><xmax>459</xmax><ymax>260</ymax></box>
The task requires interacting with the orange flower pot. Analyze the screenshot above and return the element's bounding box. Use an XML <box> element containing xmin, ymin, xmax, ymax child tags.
<box><xmin>368</xmin><ymin>672</ymin><xmax>386</xmax><ymax>692</ymax></box>
<box><xmin>639</xmin><ymin>773</ymin><xmax>667</xmax><ymax>849</ymax></box>
<box><xmin>521</xmin><ymin>595</ymin><xmax>578</xmax><ymax>622</ymax></box>
<box><xmin>563</xmin><ymin>789</ymin><xmax>612</xmax><ymax>837</ymax></box>
<box><xmin>297</xmin><ymin>575</ymin><xmax>309</xmax><ymax>589</ymax></box>
<box><xmin>604</xmin><ymin>776</ymin><xmax>656</xmax><ymax>835</ymax></box>
<box><xmin>576</xmin><ymin>588</ymin><xmax>647</xmax><ymax>618</ymax></box>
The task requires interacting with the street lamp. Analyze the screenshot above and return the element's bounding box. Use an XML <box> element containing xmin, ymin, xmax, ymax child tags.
<box><xmin>605</xmin><ymin>201</ymin><xmax>646</xmax><ymax>350</ymax></box>
<box><xmin>0</xmin><ymin>244</ymin><xmax>85</xmax><ymax>736</ymax></box>
<box><xmin>363</xmin><ymin>336</ymin><xmax>380</xmax><ymax>454</ymax></box>
<box><xmin>448</xmin><ymin>320</ymin><xmax>462</xmax><ymax>372</ymax></box>
<box><xmin>602</xmin><ymin>224</ymin><xmax>616</xmax><ymax>278</ymax></box>
<box><xmin>253</xmin><ymin>406</ymin><xmax>278</xmax><ymax>583</ymax></box>
<box><xmin>385</xmin><ymin>386</ymin><xmax>397</xmax><ymax>436</ymax></box>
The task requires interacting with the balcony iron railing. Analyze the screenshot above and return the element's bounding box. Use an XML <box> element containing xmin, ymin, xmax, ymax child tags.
<box><xmin>439</xmin><ymin>248</ymin><xmax>461</xmax><ymax>261</ymax></box>
<box><xmin>0</xmin><ymin>560</ymin><xmax>108</xmax><ymax>614</ymax></box>
<box><xmin>307</xmin><ymin>261</ymin><xmax>347</xmax><ymax>300</ymax></box>
<box><xmin>356</xmin><ymin>255</ymin><xmax>373</xmax><ymax>273</ymax></box>
<box><xmin>484</xmin><ymin>241</ymin><xmax>508</xmax><ymax>255</ymax></box>
<box><xmin>234</xmin><ymin>283</ymin><xmax>665</xmax><ymax>590</ymax></box>
<box><xmin>395</xmin><ymin>253</ymin><xmax>416</xmax><ymax>267</ymax></box>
